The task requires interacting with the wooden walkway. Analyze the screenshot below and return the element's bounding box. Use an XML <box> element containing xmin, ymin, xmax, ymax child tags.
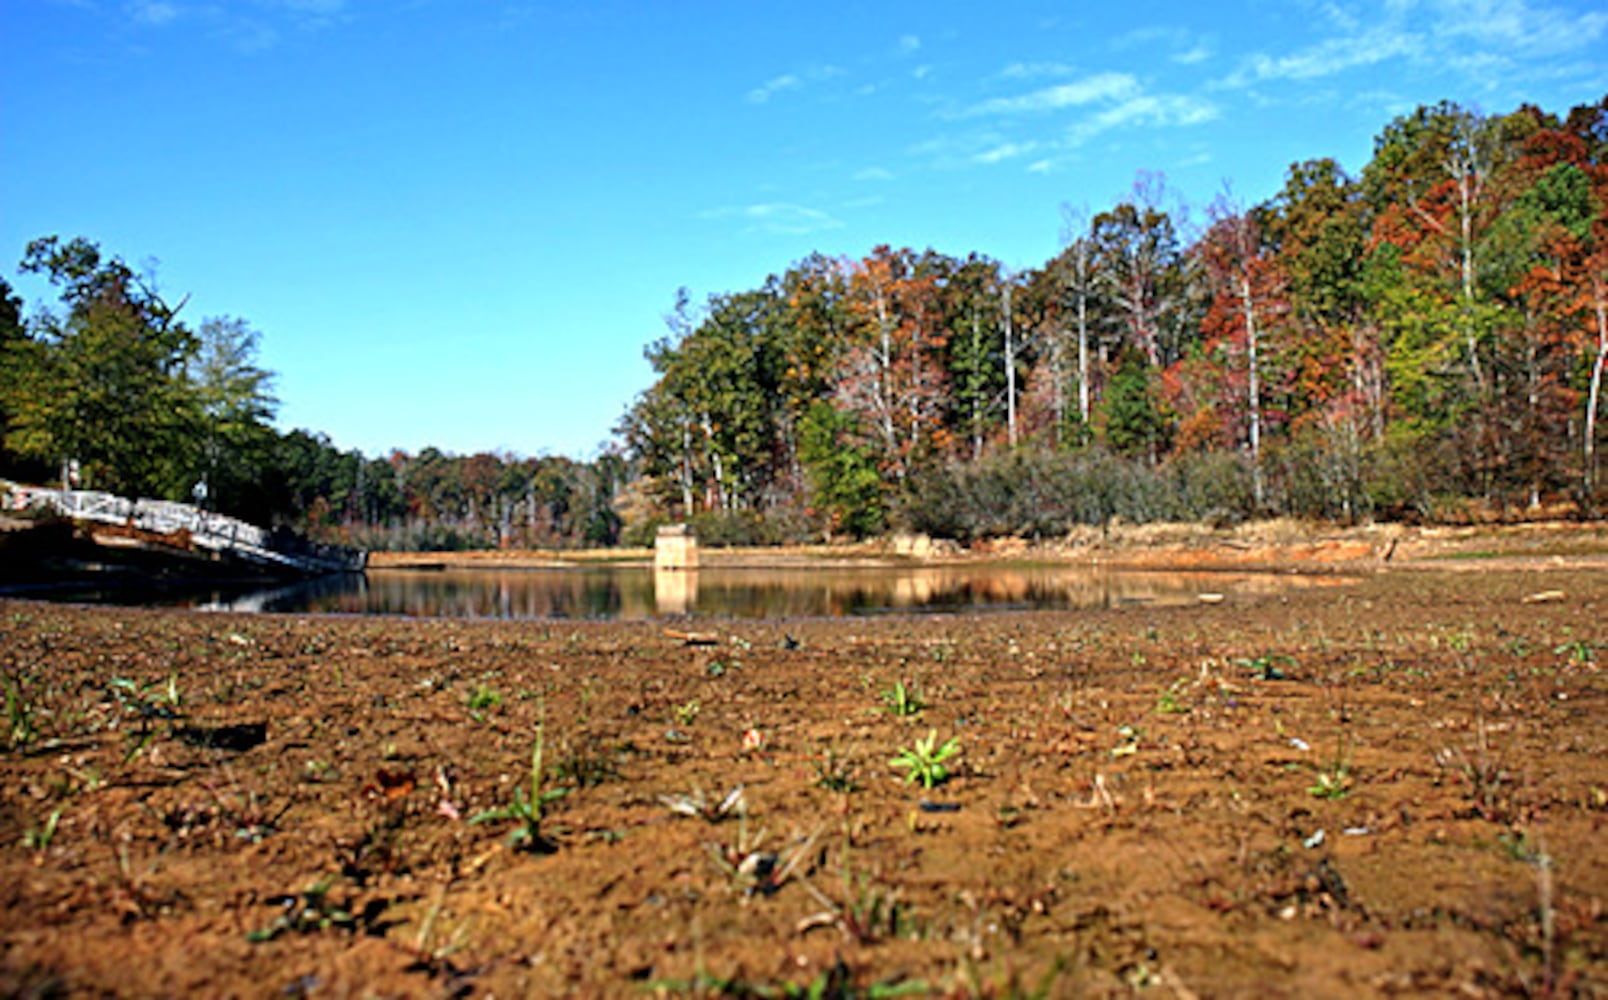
<box><xmin>3</xmin><ymin>483</ymin><xmax>366</xmax><ymax>575</ymax></box>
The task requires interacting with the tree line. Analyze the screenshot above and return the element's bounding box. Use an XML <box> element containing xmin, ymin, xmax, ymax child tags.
<box><xmin>623</xmin><ymin>98</ymin><xmax>1608</xmax><ymax>539</ymax></box>
<box><xmin>3</xmin><ymin>97</ymin><xmax>1605</xmax><ymax>550</ymax></box>
<box><xmin>0</xmin><ymin>237</ymin><xmax>625</xmax><ymax>550</ymax></box>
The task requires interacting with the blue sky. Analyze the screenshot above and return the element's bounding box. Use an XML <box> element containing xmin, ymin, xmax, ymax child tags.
<box><xmin>3</xmin><ymin>0</ymin><xmax>1604</xmax><ymax>460</ymax></box>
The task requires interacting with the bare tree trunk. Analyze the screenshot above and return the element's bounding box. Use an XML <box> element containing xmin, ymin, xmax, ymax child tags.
<box><xmin>679</xmin><ymin>417</ymin><xmax>695</xmax><ymax>514</ymax></box>
<box><xmin>700</xmin><ymin>410</ymin><xmax>728</xmax><ymax>511</ymax></box>
<box><xmin>1003</xmin><ymin>277</ymin><xmax>1016</xmax><ymax>448</ymax></box>
<box><xmin>1077</xmin><ymin>266</ymin><xmax>1090</xmax><ymax>426</ymax></box>
<box><xmin>1241</xmin><ymin>274</ymin><xmax>1263</xmax><ymax>505</ymax></box>
<box><xmin>969</xmin><ymin>314</ymin><xmax>985</xmax><ymax>460</ymax></box>
<box><xmin>872</xmin><ymin>290</ymin><xmax>900</xmax><ymax>480</ymax></box>
<box><xmin>1586</xmin><ymin>279</ymin><xmax>1607</xmax><ymax>504</ymax></box>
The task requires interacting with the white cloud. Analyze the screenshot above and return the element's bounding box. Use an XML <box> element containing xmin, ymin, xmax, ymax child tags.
<box><xmin>1220</xmin><ymin>26</ymin><xmax>1421</xmax><ymax>86</ymax></box>
<box><xmin>126</xmin><ymin>0</ymin><xmax>179</xmax><ymax>25</ymax></box>
<box><xmin>962</xmin><ymin>72</ymin><xmax>1140</xmax><ymax>117</ymax></box>
<box><xmin>1173</xmin><ymin>43</ymin><xmax>1212</xmax><ymax>65</ymax></box>
<box><xmin>853</xmin><ymin>166</ymin><xmax>895</xmax><ymax>182</ymax></box>
<box><xmin>922</xmin><ymin>68</ymin><xmax>1218</xmax><ymax>174</ymax></box>
<box><xmin>1426</xmin><ymin>0</ymin><xmax>1608</xmax><ymax>53</ymax></box>
<box><xmin>276</xmin><ymin>0</ymin><xmax>345</xmax><ymax>13</ymax></box>
<box><xmin>1066</xmin><ymin>94</ymin><xmax>1219</xmax><ymax>145</ymax></box>
<box><xmin>898</xmin><ymin>34</ymin><xmax>921</xmax><ymax>55</ymax></box>
<box><xmin>747</xmin><ymin>74</ymin><xmax>802</xmax><ymax>104</ymax></box>
<box><xmin>705</xmin><ymin>203</ymin><xmax>845</xmax><ymax>237</ymax></box>
<box><xmin>1219</xmin><ymin>0</ymin><xmax>1605</xmax><ymax>93</ymax></box>
<box><xmin>1001</xmin><ymin>61</ymin><xmax>1076</xmax><ymax>79</ymax></box>
<box><xmin>975</xmin><ymin>141</ymin><xmax>1039</xmax><ymax>165</ymax></box>
<box><xmin>745</xmin><ymin>65</ymin><xmax>844</xmax><ymax>105</ymax></box>
<box><xmin>117</xmin><ymin>0</ymin><xmax>348</xmax><ymax>48</ymax></box>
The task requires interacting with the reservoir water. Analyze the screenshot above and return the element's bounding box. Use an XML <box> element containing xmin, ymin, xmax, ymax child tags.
<box><xmin>107</xmin><ymin>564</ymin><xmax>1356</xmax><ymax>620</ymax></box>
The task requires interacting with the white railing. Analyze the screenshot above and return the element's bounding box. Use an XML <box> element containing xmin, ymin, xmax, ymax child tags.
<box><xmin>3</xmin><ymin>482</ymin><xmax>366</xmax><ymax>575</ymax></box>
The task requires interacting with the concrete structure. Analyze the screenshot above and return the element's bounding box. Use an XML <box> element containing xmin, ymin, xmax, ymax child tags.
<box><xmin>2</xmin><ymin>482</ymin><xmax>366</xmax><ymax>575</ymax></box>
<box><xmin>654</xmin><ymin>523</ymin><xmax>698</xmax><ymax>571</ymax></box>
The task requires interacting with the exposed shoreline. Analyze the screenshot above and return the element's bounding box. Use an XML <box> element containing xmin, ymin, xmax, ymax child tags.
<box><xmin>4</xmin><ymin>516</ymin><xmax>1604</xmax><ymax>598</ymax></box>
<box><xmin>366</xmin><ymin>518</ymin><xmax>1608</xmax><ymax>574</ymax></box>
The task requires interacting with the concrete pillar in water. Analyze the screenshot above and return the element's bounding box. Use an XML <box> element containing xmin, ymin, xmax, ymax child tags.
<box><xmin>654</xmin><ymin>523</ymin><xmax>699</xmax><ymax>571</ymax></box>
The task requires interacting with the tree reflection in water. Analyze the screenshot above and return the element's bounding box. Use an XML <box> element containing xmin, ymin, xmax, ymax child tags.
<box><xmin>153</xmin><ymin>565</ymin><xmax>1356</xmax><ymax>620</ymax></box>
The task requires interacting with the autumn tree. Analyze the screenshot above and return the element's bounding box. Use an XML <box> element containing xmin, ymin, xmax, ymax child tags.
<box><xmin>837</xmin><ymin>246</ymin><xmax>950</xmax><ymax>482</ymax></box>
<box><xmin>1091</xmin><ymin>175</ymin><xmax>1192</xmax><ymax>369</ymax></box>
<box><xmin>1188</xmin><ymin>191</ymin><xmax>1288</xmax><ymax>500</ymax></box>
<box><xmin>1260</xmin><ymin>158</ymin><xmax>1378</xmax><ymax>437</ymax></box>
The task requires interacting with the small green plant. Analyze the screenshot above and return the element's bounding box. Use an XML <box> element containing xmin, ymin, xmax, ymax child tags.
<box><xmin>1154</xmin><ymin>679</ymin><xmax>1190</xmax><ymax>715</ymax></box>
<box><xmin>1434</xmin><ymin>719</ymin><xmax>1512</xmax><ymax>822</ymax></box>
<box><xmin>815</xmin><ymin>747</ymin><xmax>860</xmax><ymax>794</ymax></box>
<box><xmin>891</xmin><ymin>730</ymin><xmax>960</xmax><ymax>789</ymax></box>
<box><xmin>22</xmin><ymin>806</ymin><xmax>63</xmax><ymax>852</ymax></box>
<box><xmin>549</xmin><ymin>732</ymin><xmax>621</xmax><ymax>788</ymax></box>
<box><xmin>799</xmin><ymin>851</ymin><xmax>918</xmax><ymax>946</ymax></box>
<box><xmin>471</xmin><ymin>720</ymin><xmax>568</xmax><ymax>852</ymax></box>
<box><xmin>1110</xmin><ymin>724</ymin><xmax>1141</xmax><ymax>757</ymax></box>
<box><xmin>1308</xmin><ymin>765</ymin><xmax>1352</xmax><ymax>800</ymax></box>
<box><xmin>881</xmin><ymin>680</ymin><xmax>926</xmax><ymax>717</ymax></box>
<box><xmin>246</xmin><ymin>878</ymin><xmax>357</xmax><ymax>942</ymax></box>
<box><xmin>1239</xmin><ymin>655</ymin><xmax>1294</xmax><ymax>680</ymax></box>
<box><xmin>1308</xmin><ymin>733</ymin><xmax>1353</xmax><ymax>799</ymax></box>
<box><xmin>466</xmin><ymin>685</ymin><xmax>502</xmax><ymax>717</ymax></box>
<box><xmin>1554</xmin><ymin>639</ymin><xmax>1598</xmax><ymax>664</ymax></box>
<box><xmin>110</xmin><ymin>674</ymin><xmax>184</xmax><ymax>762</ymax></box>
<box><xmin>406</xmin><ymin>885</ymin><xmax>469</xmax><ymax>977</ymax></box>
<box><xmin>673</xmin><ymin>698</ymin><xmax>701</xmax><ymax>726</ymax></box>
<box><xmin>3</xmin><ymin>671</ymin><xmax>36</xmax><ymax>750</ymax></box>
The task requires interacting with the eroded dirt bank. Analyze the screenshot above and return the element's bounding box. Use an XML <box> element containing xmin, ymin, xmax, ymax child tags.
<box><xmin>1</xmin><ymin>568</ymin><xmax>1605</xmax><ymax>997</ymax></box>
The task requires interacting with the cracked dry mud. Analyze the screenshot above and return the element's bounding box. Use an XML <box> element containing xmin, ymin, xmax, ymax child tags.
<box><xmin>1</xmin><ymin>567</ymin><xmax>1604</xmax><ymax>997</ymax></box>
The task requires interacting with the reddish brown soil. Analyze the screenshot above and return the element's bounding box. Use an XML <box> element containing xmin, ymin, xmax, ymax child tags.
<box><xmin>2</xmin><ymin>566</ymin><xmax>1605</xmax><ymax>998</ymax></box>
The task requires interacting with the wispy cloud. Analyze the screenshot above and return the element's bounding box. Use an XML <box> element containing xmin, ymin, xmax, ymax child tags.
<box><xmin>747</xmin><ymin>74</ymin><xmax>802</xmax><ymax>104</ymax></box>
<box><xmin>1111</xmin><ymin>25</ymin><xmax>1215</xmax><ymax>64</ymax></box>
<box><xmin>1426</xmin><ymin>0</ymin><xmax>1607</xmax><ymax>54</ymax></box>
<box><xmin>897</xmin><ymin>34</ymin><xmax>921</xmax><ymax>55</ymax></box>
<box><xmin>704</xmin><ymin>202</ymin><xmax>845</xmax><ymax>237</ymax></box>
<box><xmin>923</xmin><ymin>68</ymin><xmax>1219</xmax><ymax>173</ymax></box>
<box><xmin>974</xmin><ymin>141</ymin><xmax>1040</xmax><ymax>165</ymax></box>
<box><xmin>1220</xmin><ymin>26</ymin><xmax>1420</xmax><ymax>86</ymax></box>
<box><xmin>126</xmin><ymin>1</ymin><xmax>179</xmax><ymax>25</ymax></box>
<box><xmin>1065</xmin><ymin>94</ymin><xmax>1219</xmax><ymax>145</ymax></box>
<box><xmin>1173</xmin><ymin>42</ymin><xmax>1213</xmax><ymax>65</ymax></box>
<box><xmin>961</xmin><ymin>71</ymin><xmax>1140</xmax><ymax>117</ymax></box>
<box><xmin>853</xmin><ymin>166</ymin><xmax>896</xmax><ymax>182</ymax></box>
<box><xmin>115</xmin><ymin>0</ymin><xmax>349</xmax><ymax>49</ymax></box>
<box><xmin>745</xmin><ymin>65</ymin><xmax>844</xmax><ymax>105</ymax></box>
<box><xmin>1000</xmin><ymin>61</ymin><xmax>1077</xmax><ymax>79</ymax></box>
<box><xmin>1218</xmin><ymin>0</ymin><xmax>1604</xmax><ymax>91</ymax></box>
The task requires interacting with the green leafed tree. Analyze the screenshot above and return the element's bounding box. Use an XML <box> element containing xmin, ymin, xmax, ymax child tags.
<box><xmin>798</xmin><ymin>400</ymin><xmax>884</xmax><ymax>538</ymax></box>
<box><xmin>5</xmin><ymin>236</ymin><xmax>198</xmax><ymax>497</ymax></box>
<box><xmin>185</xmin><ymin>316</ymin><xmax>278</xmax><ymax>519</ymax></box>
<box><xmin>1101</xmin><ymin>346</ymin><xmax>1169</xmax><ymax>462</ymax></box>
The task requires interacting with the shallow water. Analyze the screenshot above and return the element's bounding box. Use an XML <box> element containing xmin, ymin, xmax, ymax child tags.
<box><xmin>115</xmin><ymin>564</ymin><xmax>1357</xmax><ymax>620</ymax></box>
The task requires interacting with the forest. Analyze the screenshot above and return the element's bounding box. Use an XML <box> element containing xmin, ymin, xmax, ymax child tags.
<box><xmin>2</xmin><ymin>98</ymin><xmax>1605</xmax><ymax>550</ymax></box>
<box><xmin>626</xmin><ymin>98</ymin><xmax>1608</xmax><ymax>541</ymax></box>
